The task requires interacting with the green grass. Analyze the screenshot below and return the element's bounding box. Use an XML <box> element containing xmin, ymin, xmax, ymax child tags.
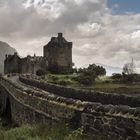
<box><xmin>0</xmin><ymin>123</ymin><xmax>105</xmax><ymax>140</ymax></box>
<box><xmin>44</xmin><ymin>74</ymin><xmax>79</xmax><ymax>86</ymax></box>
<box><xmin>88</xmin><ymin>76</ymin><xmax>140</xmax><ymax>94</ymax></box>
<box><xmin>43</xmin><ymin>74</ymin><xmax>140</xmax><ymax>95</ymax></box>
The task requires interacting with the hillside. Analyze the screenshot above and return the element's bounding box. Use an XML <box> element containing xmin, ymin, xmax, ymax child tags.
<box><xmin>0</xmin><ymin>41</ymin><xmax>16</xmax><ymax>74</ymax></box>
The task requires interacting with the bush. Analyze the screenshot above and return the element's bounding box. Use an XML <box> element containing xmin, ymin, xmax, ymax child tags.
<box><xmin>36</xmin><ymin>69</ymin><xmax>46</xmax><ymax>76</ymax></box>
<box><xmin>111</xmin><ymin>73</ymin><xmax>122</xmax><ymax>82</ymax></box>
<box><xmin>74</xmin><ymin>74</ymin><xmax>95</xmax><ymax>86</ymax></box>
<box><xmin>50</xmin><ymin>75</ymin><xmax>59</xmax><ymax>81</ymax></box>
<box><xmin>0</xmin><ymin>123</ymin><xmax>104</xmax><ymax>140</ymax></box>
<box><xmin>122</xmin><ymin>73</ymin><xmax>135</xmax><ymax>83</ymax></box>
<box><xmin>74</xmin><ymin>64</ymin><xmax>106</xmax><ymax>86</ymax></box>
<box><xmin>133</xmin><ymin>74</ymin><xmax>140</xmax><ymax>82</ymax></box>
<box><xmin>57</xmin><ymin>80</ymin><xmax>72</xmax><ymax>86</ymax></box>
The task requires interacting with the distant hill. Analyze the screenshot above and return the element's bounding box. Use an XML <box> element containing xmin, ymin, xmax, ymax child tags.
<box><xmin>96</xmin><ymin>63</ymin><xmax>122</xmax><ymax>76</ymax></box>
<box><xmin>0</xmin><ymin>41</ymin><xmax>17</xmax><ymax>74</ymax></box>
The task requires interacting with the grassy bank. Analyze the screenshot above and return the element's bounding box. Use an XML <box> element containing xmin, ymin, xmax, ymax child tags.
<box><xmin>43</xmin><ymin>74</ymin><xmax>140</xmax><ymax>95</ymax></box>
<box><xmin>0</xmin><ymin>123</ymin><xmax>105</xmax><ymax>140</ymax></box>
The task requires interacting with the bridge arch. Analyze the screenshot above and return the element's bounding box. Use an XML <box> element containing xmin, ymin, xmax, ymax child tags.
<box><xmin>4</xmin><ymin>97</ymin><xmax>12</xmax><ymax>121</ymax></box>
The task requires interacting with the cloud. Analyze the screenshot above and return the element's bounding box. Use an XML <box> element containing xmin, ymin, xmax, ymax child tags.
<box><xmin>131</xmin><ymin>30</ymin><xmax>140</xmax><ymax>39</ymax></box>
<box><xmin>0</xmin><ymin>0</ymin><xmax>140</xmax><ymax>73</ymax></box>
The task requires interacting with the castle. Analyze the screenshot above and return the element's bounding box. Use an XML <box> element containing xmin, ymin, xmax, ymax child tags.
<box><xmin>4</xmin><ymin>33</ymin><xmax>73</xmax><ymax>74</ymax></box>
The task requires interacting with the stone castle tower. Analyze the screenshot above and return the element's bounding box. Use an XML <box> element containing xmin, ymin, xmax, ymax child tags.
<box><xmin>43</xmin><ymin>33</ymin><xmax>73</xmax><ymax>74</ymax></box>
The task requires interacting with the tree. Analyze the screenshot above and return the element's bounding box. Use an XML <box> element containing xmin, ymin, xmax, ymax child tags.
<box><xmin>75</xmin><ymin>64</ymin><xmax>106</xmax><ymax>85</ymax></box>
<box><xmin>123</xmin><ymin>58</ymin><xmax>135</xmax><ymax>75</ymax></box>
<box><xmin>112</xmin><ymin>73</ymin><xmax>122</xmax><ymax>81</ymax></box>
<box><xmin>87</xmin><ymin>64</ymin><xmax>106</xmax><ymax>77</ymax></box>
<box><xmin>122</xmin><ymin>58</ymin><xmax>136</xmax><ymax>83</ymax></box>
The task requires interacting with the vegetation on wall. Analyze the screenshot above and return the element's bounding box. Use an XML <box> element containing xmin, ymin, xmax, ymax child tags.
<box><xmin>0</xmin><ymin>123</ymin><xmax>105</xmax><ymax>140</ymax></box>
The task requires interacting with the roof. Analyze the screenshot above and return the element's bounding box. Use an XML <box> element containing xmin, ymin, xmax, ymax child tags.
<box><xmin>44</xmin><ymin>33</ymin><xmax>72</xmax><ymax>48</ymax></box>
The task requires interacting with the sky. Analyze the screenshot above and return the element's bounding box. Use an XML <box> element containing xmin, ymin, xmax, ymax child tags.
<box><xmin>108</xmin><ymin>0</ymin><xmax>140</xmax><ymax>14</ymax></box>
<box><xmin>0</xmin><ymin>0</ymin><xmax>140</xmax><ymax>73</ymax></box>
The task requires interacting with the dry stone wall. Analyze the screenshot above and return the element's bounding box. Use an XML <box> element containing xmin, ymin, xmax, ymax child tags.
<box><xmin>19</xmin><ymin>75</ymin><xmax>140</xmax><ymax>107</ymax></box>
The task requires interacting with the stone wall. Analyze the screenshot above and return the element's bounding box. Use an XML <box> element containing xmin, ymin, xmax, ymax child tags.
<box><xmin>81</xmin><ymin>108</ymin><xmax>140</xmax><ymax>140</ymax></box>
<box><xmin>20</xmin><ymin>56</ymin><xmax>47</xmax><ymax>74</ymax></box>
<box><xmin>19</xmin><ymin>75</ymin><xmax>140</xmax><ymax>107</ymax></box>
<box><xmin>0</xmin><ymin>76</ymin><xmax>140</xmax><ymax>139</ymax></box>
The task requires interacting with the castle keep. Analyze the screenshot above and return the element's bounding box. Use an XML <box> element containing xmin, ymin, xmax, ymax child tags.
<box><xmin>44</xmin><ymin>33</ymin><xmax>72</xmax><ymax>73</ymax></box>
<box><xmin>4</xmin><ymin>33</ymin><xmax>73</xmax><ymax>74</ymax></box>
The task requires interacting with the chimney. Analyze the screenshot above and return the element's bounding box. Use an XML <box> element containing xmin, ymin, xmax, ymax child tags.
<box><xmin>58</xmin><ymin>33</ymin><xmax>63</xmax><ymax>38</ymax></box>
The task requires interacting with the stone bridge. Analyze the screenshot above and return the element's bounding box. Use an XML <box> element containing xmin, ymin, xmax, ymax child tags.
<box><xmin>0</xmin><ymin>74</ymin><xmax>140</xmax><ymax>140</ymax></box>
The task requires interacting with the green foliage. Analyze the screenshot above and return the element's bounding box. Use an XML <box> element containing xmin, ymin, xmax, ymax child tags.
<box><xmin>133</xmin><ymin>74</ymin><xmax>140</xmax><ymax>82</ymax></box>
<box><xmin>87</xmin><ymin>64</ymin><xmax>106</xmax><ymax>77</ymax></box>
<box><xmin>122</xmin><ymin>73</ymin><xmax>134</xmax><ymax>83</ymax></box>
<box><xmin>43</xmin><ymin>73</ymin><xmax>140</xmax><ymax>95</ymax></box>
<box><xmin>74</xmin><ymin>74</ymin><xmax>95</xmax><ymax>86</ymax></box>
<box><xmin>75</xmin><ymin>64</ymin><xmax>106</xmax><ymax>85</ymax></box>
<box><xmin>0</xmin><ymin>123</ymin><xmax>104</xmax><ymax>140</ymax></box>
<box><xmin>36</xmin><ymin>69</ymin><xmax>46</xmax><ymax>76</ymax></box>
<box><xmin>111</xmin><ymin>73</ymin><xmax>122</xmax><ymax>82</ymax></box>
<box><xmin>44</xmin><ymin>74</ymin><xmax>78</xmax><ymax>86</ymax></box>
<box><xmin>111</xmin><ymin>73</ymin><xmax>140</xmax><ymax>83</ymax></box>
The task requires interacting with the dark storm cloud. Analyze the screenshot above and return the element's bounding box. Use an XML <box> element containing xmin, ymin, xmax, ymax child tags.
<box><xmin>0</xmin><ymin>0</ymin><xmax>107</xmax><ymax>38</ymax></box>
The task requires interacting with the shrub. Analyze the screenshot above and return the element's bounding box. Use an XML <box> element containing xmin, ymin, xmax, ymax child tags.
<box><xmin>74</xmin><ymin>74</ymin><xmax>95</xmax><ymax>86</ymax></box>
<box><xmin>50</xmin><ymin>75</ymin><xmax>59</xmax><ymax>81</ymax></box>
<box><xmin>0</xmin><ymin>122</ymin><xmax>105</xmax><ymax>140</ymax></box>
<box><xmin>111</xmin><ymin>73</ymin><xmax>122</xmax><ymax>82</ymax></box>
<box><xmin>57</xmin><ymin>80</ymin><xmax>71</xmax><ymax>86</ymax></box>
<box><xmin>36</xmin><ymin>69</ymin><xmax>46</xmax><ymax>76</ymax></box>
<box><xmin>74</xmin><ymin>64</ymin><xmax>106</xmax><ymax>86</ymax></box>
<box><xmin>122</xmin><ymin>73</ymin><xmax>135</xmax><ymax>83</ymax></box>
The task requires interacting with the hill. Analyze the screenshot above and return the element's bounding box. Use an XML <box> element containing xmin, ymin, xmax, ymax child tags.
<box><xmin>96</xmin><ymin>63</ymin><xmax>122</xmax><ymax>75</ymax></box>
<box><xmin>0</xmin><ymin>41</ymin><xmax>17</xmax><ymax>74</ymax></box>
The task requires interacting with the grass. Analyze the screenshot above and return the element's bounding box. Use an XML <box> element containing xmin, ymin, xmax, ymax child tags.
<box><xmin>0</xmin><ymin>122</ymin><xmax>105</xmax><ymax>140</ymax></box>
<box><xmin>44</xmin><ymin>74</ymin><xmax>78</xmax><ymax>86</ymax></box>
<box><xmin>43</xmin><ymin>74</ymin><xmax>140</xmax><ymax>95</ymax></box>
